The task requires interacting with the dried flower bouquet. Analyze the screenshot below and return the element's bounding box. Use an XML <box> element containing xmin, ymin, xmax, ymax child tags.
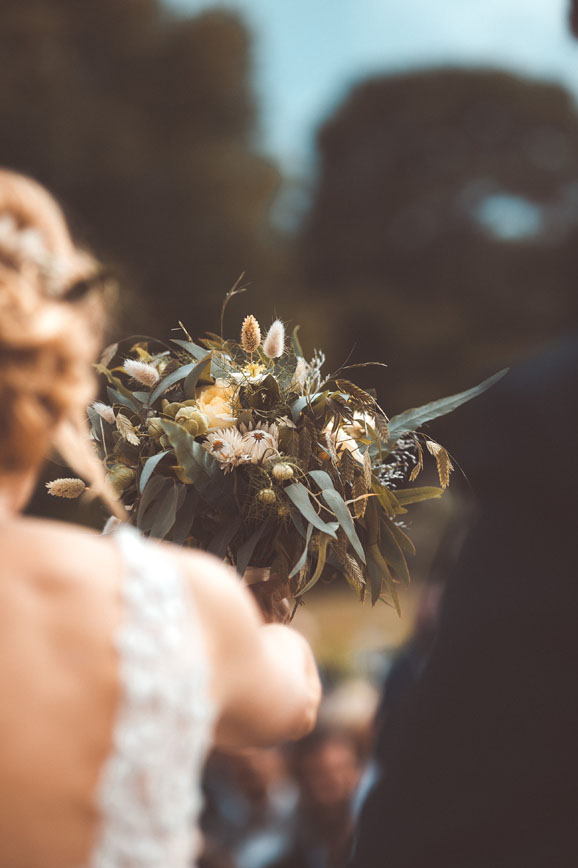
<box><xmin>49</xmin><ymin>298</ymin><xmax>504</xmax><ymax>611</ymax></box>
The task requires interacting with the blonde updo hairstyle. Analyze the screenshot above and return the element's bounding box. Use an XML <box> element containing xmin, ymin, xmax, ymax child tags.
<box><xmin>0</xmin><ymin>169</ymin><xmax>123</xmax><ymax>518</ymax></box>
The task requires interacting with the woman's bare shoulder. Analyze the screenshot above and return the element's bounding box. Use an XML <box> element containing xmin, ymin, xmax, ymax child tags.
<box><xmin>0</xmin><ymin>516</ymin><xmax>121</xmax><ymax>596</ymax></box>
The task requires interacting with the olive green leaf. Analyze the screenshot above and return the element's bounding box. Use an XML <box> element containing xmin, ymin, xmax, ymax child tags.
<box><xmin>386</xmin><ymin>369</ymin><xmax>508</xmax><ymax>448</ymax></box>
<box><xmin>139</xmin><ymin>449</ymin><xmax>170</xmax><ymax>494</ymax></box>
<box><xmin>394</xmin><ymin>486</ymin><xmax>444</xmax><ymax>506</ymax></box>
<box><xmin>309</xmin><ymin>470</ymin><xmax>366</xmax><ymax>564</ymax></box>
<box><xmin>149</xmin><ymin>481</ymin><xmax>179</xmax><ymax>540</ymax></box>
<box><xmin>296</xmin><ymin>532</ymin><xmax>331</xmax><ymax>597</ymax></box>
<box><xmin>285</xmin><ymin>483</ymin><xmax>338</xmax><ymax>538</ymax></box>
<box><xmin>289</xmin><ymin>523</ymin><xmax>314</xmax><ymax>579</ymax></box>
<box><xmin>183</xmin><ymin>355</ymin><xmax>212</xmax><ymax>400</ymax></box>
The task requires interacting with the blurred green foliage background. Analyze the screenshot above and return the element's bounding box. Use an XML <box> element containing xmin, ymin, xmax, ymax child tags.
<box><xmin>3</xmin><ymin>0</ymin><xmax>578</xmax><ymax>498</ymax></box>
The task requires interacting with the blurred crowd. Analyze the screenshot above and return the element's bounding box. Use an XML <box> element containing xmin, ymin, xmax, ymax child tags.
<box><xmin>199</xmin><ymin>697</ymin><xmax>372</xmax><ymax>868</ymax></box>
<box><xmin>197</xmin><ymin>576</ymin><xmax>445</xmax><ymax>868</ymax></box>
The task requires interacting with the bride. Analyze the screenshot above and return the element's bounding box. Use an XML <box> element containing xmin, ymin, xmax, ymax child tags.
<box><xmin>0</xmin><ymin>169</ymin><xmax>321</xmax><ymax>868</ymax></box>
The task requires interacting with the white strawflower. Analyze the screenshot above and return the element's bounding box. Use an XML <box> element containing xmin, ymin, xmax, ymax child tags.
<box><xmin>203</xmin><ymin>428</ymin><xmax>250</xmax><ymax>473</ymax></box>
<box><xmin>262</xmin><ymin>319</ymin><xmax>285</xmax><ymax>359</ymax></box>
<box><xmin>123</xmin><ymin>358</ymin><xmax>160</xmax><ymax>387</ymax></box>
<box><xmin>240</xmin><ymin>422</ymin><xmax>279</xmax><ymax>463</ymax></box>
<box><xmin>204</xmin><ymin>427</ymin><xmax>244</xmax><ymax>458</ymax></box>
<box><xmin>45</xmin><ymin>478</ymin><xmax>87</xmax><ymax>499</ymax></box>
<box><xmin>92</xmin><ymin>401</ymin><xmax>115</xmax><ymax>424</ymax></box>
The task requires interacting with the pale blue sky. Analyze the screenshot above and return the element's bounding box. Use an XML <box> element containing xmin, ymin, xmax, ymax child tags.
<box><xmin>165</xmin><ymin>0</ymin><xmax>578</xmax><ymax>174</ymax></box>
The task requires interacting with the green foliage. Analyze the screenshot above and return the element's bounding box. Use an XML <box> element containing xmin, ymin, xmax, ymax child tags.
<box><xmin>68</xmin><ymin>314</ymin><xmax>499</xmax><ymax>612</ymax></box>
<box><xmin>300</xmin><ymin>68</ymin><xmax>578</xmax><ymax>416</ymax></box>
<box><xmin>0</xmin><ymin>0</ymin><xmax>285</xmax><ymax>336</ymax></box>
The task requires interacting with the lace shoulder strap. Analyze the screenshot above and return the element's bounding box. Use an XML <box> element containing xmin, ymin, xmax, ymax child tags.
<box><xmin>88</xmin><ymin>525</ymin><xmax>215</xmax><ymax>868</ymax></box>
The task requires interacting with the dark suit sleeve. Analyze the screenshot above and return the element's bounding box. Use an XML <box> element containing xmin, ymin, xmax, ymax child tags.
<box><xmin>350</xmin><ymin>338</ymin><xmax>578</xmax><ymax>868</ymax></box>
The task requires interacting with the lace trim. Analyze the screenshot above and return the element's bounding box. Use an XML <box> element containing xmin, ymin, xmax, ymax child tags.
<box><xmin>87</xmin><ymin>526</ymin><xmax>215</xmax><ymax>868</ymax></box>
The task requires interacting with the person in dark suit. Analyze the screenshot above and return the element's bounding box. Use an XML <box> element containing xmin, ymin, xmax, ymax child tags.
<box><xmin>350</xmin><ymin>335</ymin><xmax>578</xmax><ymax>868</ymax></box>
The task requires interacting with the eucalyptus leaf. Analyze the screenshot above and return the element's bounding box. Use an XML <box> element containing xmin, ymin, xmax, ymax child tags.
<box><xmin>172</xmin><ymin>487</ymin><xmax>201</xmax><ymax>544</ymax></box>
<box><xmin>385</xmin><ymin>518</ymin><xmax>416</xmax><ymax>556</ymax></box>
<box><xmin>386</xmin><ymin>369</ymin><xmax>508</xmax><ymax>447</ymax></box>
<box><xmin>289</xmin><ymin>523</ymin><xmax>314</xmax><ymax>578</ymax></box>
<box><xmin>367</xmin><ymin>545</ymin><xmax>401</xmax><ymax>613</ymax></box>
<box><xmin>321</xmin><ymin>488</ymin><xmax>366</xmax><ymax>564</ymax></box>
<box><xmin>394</xmin><ymin>486</ymin><xmax>444</xmax><ymax>506</ymax></box>
<box><xmin>372</xmin><ymin>481</ymin><xmax>406</xmax><ymax>516</ymax></box>
<box><xmin>149</xmin><ymin>482</ymin><xmax>179</xmax><ymax>540</ymax></box>
<box><xmin>235</xmin><ymin>522</ymin><xmax>269</xmax><ymax>576</ymax></box>
<box><xmin>170</xmin><ymin>339</ymin><xmax>208</xmax><ymax>360</ymax></box>
<box><xmin>291</xmin><ymin>325</ymin><xmax>304</xmax><ymax>358</ymax></box>
<box><xmin>285</xmin><ymin>483</ymin><xmax>338</xmax><ymax>538</ymax></box>
<box><xmin>133</xmin><ymin>391</ymin><xmax>153</xmax><ymax>403</ymax></box>
<box><xmin>379</xmin><ymin>517</ymin><xmax>411</xmax><ymax>584</ymax></box>
<box><xmin>211</xmin><ymin>353</ymin><xmax>233</xmax><ymax>380</ymax></box>
<box><xmin>308</xmin><ymin>470</ymin><xmax>335</xmax><ymax>490</ymax></box>
<box><xmin>291</xmin><ymin>393</ymin><xmax>324</xmax><ymax>423</ymax></box>
<box><xmin>160</xmin><ymin>419</ymin><xmax>217</xmax><ymax>491</ymax></box>
<box><xmin>208</xmin><ymin>516</ymin><xmax>242</xmax><ymax>559</ymax></box>
<box><xmin>107</xmin><ymin>387</ymin><xmax>142</xmax><ymax>414</ymax></box>
<box><xmin>309</xmin><ymin>471</ymin><xmax>365</xmax><ymax>564</ymax></box>
<box><xmin>139</xmin><ymin>450</ymin><xmax>170</xmax><ymax>494</ymax></box>
<box><xmin>296</xmin><ymin>532</ymin><xmax>331</xmax><ymax>596</ymax></box>
<box><xmin>183</xmin><ymin>355</ymin><xmax>212</xmax><ymax>400</ymax></box>
<box><xmin>136</xmin><ymin>476</ymin><xmax>170</xmax><ymax>529</ymax></box>
<box><xmin>290</xmin><ymin>511</ymin><xmax>308</xmax><ymax>540</ymax></box>
<box><xmin>87</xmin><ymin>406</ymin><xmax>106</xmax><ymax>441</ymax></box>
<box><xmin>148</xmin><ymin>362</ymin><xmax>198</xmax><ymax>407</ymax></box>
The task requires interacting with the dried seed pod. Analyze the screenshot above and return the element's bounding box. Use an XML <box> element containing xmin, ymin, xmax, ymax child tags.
<box><xmin>352</xmin><ymin>475</ymin><xmax>368</xmax><ymax>518</ymax></box>
<box><xmin>262</xmin><ymin>319</ymin><xmax>285</xmax><ymax>359</ymax></box>
<box><xmin>108</xmin><ymin>465</ymin><xmax>136</xmax><ymax>493</ymax></box>
<box><xmin>241</xmin><ymin>314</ymin><xmax>261</xmax><ymax>353</ymax></box>
<box><xmin>374</xmin><ymin>413</ymin><xmax>389</xmax><ymax>443</ymax></box>
<box><xmin>343</xmin><ymin>553</ymin><xmax>366</xmax><ymax>592</ymax></box>
<box><xmin>299</xmin><ymin>426</ymin><xmax>313</xmax><ymax>464</ymax></box>
<box><xmin>340</xmin><ymin>449</ymin><xmax>356</xmax><ymax>486</ymax></box>
<box><xmin>363</xmin><ymin>450</ymin><xmax>373</xmax><ymax>488</ymax></box>
<box><xmin>272</xmin><ymin>462</ymin><xmax>294</xmax><ymax>481</ymax></box>
<box><xmin>116</xmin><ymin>413</ymin><xmax>140</xmax><ymax>446</ymax></box>
<box><xmin>426</xmin><ymin>440</ymin><xmax>454</xmax><ymax>489</ymax></box>
<box><xmin>123</xmin><ymin>358</ymin><xmax>160</xmax><ymax>387</ymax></box>
<box><xmin>45</xmin><ymin>477</ymin><xmax>86</xmax><ymax>499</ymax></box>
<box><xmin>257</xmin><ymin>487</ymin><xmax>276</xmax><ymax>505</ymax></box>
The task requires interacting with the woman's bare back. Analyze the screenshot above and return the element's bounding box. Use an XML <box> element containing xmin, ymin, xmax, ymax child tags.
<box><xmin>0</xmin><ymin>519</ymin><xmax>121</xmax><ymax>867</ymax></box>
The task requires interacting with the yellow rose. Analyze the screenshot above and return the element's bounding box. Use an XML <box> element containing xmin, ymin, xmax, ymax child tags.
<box><xmin>197</xmin><ymin>383</ymin><xmax>236</xmax><ymax>429</ymax></box>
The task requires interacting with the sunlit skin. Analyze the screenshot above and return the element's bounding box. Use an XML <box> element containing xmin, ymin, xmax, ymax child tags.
<box><xmin>0</xmin><ymin>467</ymin><xmax>321</xmax><ymax>868</ymax></box>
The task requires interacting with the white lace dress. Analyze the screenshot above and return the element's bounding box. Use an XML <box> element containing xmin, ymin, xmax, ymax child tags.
<box><xmin>85</xmin><ymin>524</ymin><xmax>215</xmax><ymax>868</ymax></box>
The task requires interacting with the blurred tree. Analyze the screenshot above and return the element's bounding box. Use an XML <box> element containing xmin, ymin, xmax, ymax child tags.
<box><xmin>0</xmin><ymin>0</ymin><xmax>284</xmax><ymax>336</ymax></box>
<box><xmin>299</xmin><ymin>69</ymin><xmax>578</xmax><ymax>412</ymax></box>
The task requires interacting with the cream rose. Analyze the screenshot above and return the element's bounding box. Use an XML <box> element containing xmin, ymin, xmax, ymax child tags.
<box><xmin>197</xmin><ymin>383</ymin><xmax>237</xmax><ymax>429</ymax></box>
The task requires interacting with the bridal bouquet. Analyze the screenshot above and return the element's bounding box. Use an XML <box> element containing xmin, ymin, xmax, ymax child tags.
<box><xmin>49</xmin><ymin>301</ymin><xmax>503</xmax><ymax>611</ymax></box>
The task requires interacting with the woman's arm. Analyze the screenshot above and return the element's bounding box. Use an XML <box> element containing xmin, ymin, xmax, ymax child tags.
<box><xmin>177</xmin><ymin>549</ymin><xmax>322</xmax><ymax>748</ymax></box>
